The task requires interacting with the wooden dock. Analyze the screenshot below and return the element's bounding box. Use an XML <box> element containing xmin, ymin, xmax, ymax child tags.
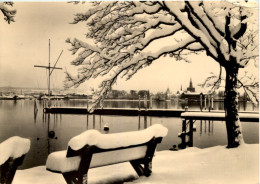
<box><xmin>43</xmin><ymin>107</ymin><xmax>185</xmax><ymax>117</ymax></box>
<box><xmin>181</xmin><ymin>111</ymin><xmax>259</xmax><ymax>122</ymax></box>
<box><xmin>178</xmin><ymin>111</ymin><xmax>259</xmax><ymax>148</ymax></box>
<box><xmin>44</xmin><ymin>107</ymin><xmax>259</xmax><ymax>121</ymax></box>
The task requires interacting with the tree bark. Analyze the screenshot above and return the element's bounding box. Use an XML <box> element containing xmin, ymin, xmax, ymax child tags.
<box><xmin>224</xmin><ymin>62</ymin><xmax>244</xmax><ymax>148</ymax></box>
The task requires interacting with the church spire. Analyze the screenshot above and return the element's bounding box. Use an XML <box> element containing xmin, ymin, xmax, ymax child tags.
<box><xmin>189</xmin><ymin>78</ymin><xmax>193</xmax><ymax>88</ymax></box>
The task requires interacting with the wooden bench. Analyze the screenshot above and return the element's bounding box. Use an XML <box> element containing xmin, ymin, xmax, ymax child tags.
<box><xmin>0</xmin><ymin>136</ymin><xmax>30</xmax><ymax>184</ymax></box>
<box><xmin>46</xmin><ymin>124</ymin><xmax>168</xmax><ymax>184</ymax></box>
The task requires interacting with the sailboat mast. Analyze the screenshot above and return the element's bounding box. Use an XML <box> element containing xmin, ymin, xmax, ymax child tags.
<box><xmin>48</xmin><ymin>39</ymin><xmax>51</xmax><ymax>98</ymax></box>
<box><xmin>34</xmin><ymin>39</ymin><xmax>63</xmax><ymax>105</ymax></box>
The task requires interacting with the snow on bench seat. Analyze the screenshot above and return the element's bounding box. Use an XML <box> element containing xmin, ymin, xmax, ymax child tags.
<box><xmin>46</xmin><ymin>124</ymin><xmax>167</xmax><ymax>175</ymax></box>
<box><xmin>0</xmin><ymin>136</ymin><xmax>30</xmax><ymax>165</ymax></box>
<box><xmin>68</xmin><ymin>124</ymin><xmax>168</xmax><ymax>150</ymax></box>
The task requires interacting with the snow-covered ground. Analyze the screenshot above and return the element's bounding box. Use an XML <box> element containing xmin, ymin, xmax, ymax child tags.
<box><xmin>13</xmin><ymin>144</ymin><xmax>258</xmax><ymax>184</ymax></box>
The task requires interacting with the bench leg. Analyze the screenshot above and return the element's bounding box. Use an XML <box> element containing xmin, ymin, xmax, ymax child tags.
<box><xmin>0</xmin><ymin>155</ymin><xmax>25</xmax><ymax>184</ymax></box>
<box><xmin>144</xmin><ymin>160</ymin><xmax>152</xmax><ymax>177</ymax></box>
<box><xmin>62</xmin><ymin>172</ymin><xmax>88</xmax><ymax>184</ymax></box>
<box><xmin>130</xmin><ymin>160</ymin><xmax>145</xmax><ymax>176</ymax></box>
<box><xmin>130</xmin><ymin>159</ymin><xmax>152</xmax><ymax>177</ymax></box>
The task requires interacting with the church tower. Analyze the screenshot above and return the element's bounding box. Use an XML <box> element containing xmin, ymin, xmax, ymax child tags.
<box><xmin>187</xmin><ymin>78</ymin><xmax>195</xmax><ymax>92</ymax></box>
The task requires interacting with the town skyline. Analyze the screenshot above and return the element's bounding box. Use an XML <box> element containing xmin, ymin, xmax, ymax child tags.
<box><xmin>0</xmin><ymin>2</ymin><xmax>256</xmax><ymax>94</ymax></box>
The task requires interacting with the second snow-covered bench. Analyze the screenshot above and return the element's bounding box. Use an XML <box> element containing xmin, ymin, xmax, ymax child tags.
<box><xmin>46</xmin><ymin>124</ymin><xmax>168</xmax><ymax>184</ymax></box>
<box><xmin>0</xmin><ymin>136</ymin><xmax>31</xmax><ymax>184</ymax></box>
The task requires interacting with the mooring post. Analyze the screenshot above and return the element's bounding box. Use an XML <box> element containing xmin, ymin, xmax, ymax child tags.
<box><xmin>149</xmin><ymin>95</ymin><xmax>153</xmax><ymax>109</ymax></box>
<box><xmin>138</xmin><ymin>95</ymin><xmax>141</xmax><ymax>111</ymax></box>
<box><xmin>211</xmin><ymin>95</ymin><xmax>214</xmax><ymax>110</ymax></box>
<box><xmin>189</xmin><ymin>119</ymin><xmax>193</xmax><ymax>147</ymax></box>
<box><xmin>144</xmin><ymin>95</ymin><xmax>147</xmax><ymax>111</ymax></box>
<box><xmin>200</xmin><ymin>94</ymin><xmax>202</xmax><ymax>112</ymax></box>
<box><xmin>208</xmin><ymin>95</ymin><xmax>211</xmax><ymax>112</ymax></box>
<box><xmin>204</xmin><ymin>95</ymin><xmax>207</xmax><ymax>110</ymax></box>
<box><xmin>181</xmin><ymin>119</ymin><xmax>186</xmax><ymax>147</ymax></box>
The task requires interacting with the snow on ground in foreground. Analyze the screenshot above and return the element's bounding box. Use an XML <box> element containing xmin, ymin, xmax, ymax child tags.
<box><xmin>13</xmin><ymin>144</ymin><xmax>258</xmax><ymax>184</ymax></box>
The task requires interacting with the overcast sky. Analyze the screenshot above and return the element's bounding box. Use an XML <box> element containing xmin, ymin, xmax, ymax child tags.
<box><xmin>0</xmin><ymin>2</ymin><xmax>257</xmax><ymax>93</ymax></box>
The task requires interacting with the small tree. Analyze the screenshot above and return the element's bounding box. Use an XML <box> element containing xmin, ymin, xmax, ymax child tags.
<box><xmin>65</xmin><ymin>1</ymin><xmax>258</xmax><ymax>148</ymax></box>
<box><xmin>0</xmin><ymin>2</ymin><xmax>16</xmax><ymax>24</ymax></box>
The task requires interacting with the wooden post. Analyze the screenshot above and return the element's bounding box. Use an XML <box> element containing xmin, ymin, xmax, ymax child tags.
<box><xmin>144</xmin><ymin>95</ymin><xmax>147</xmax><ymax>111</ymax></box>
<box><xmin>149</xmin><ymin>95</ymin><xmax>153</xmax><ymax>109</ymax></box>
<box><xmin>208</xmin><ymin>95</ymin><xmax>211</xmax><ymax>112</ymax></box>
<box><xmin>211</xmin><ymin>95</ymin><xmax>214</xmax><ymax>110</ymax></box>
<box><xmin>189</xmin><ymin>119</ymin><xmax>193</xmax><ymax>147</ymax></box>
<box><xmin>204</xmin><ymin>95</ymin><xmax>207</xmax><ymax>110</ymax></box>
<box><xmin>138</xmin><ymin>95</ymin><xmax>141</xmax><ymax>111</ymax></box>
<box><xmin>200</xmin><ymin>94</ymin><xmax>202</xmax><ymax>112</ymax></box>
<box><xmin>180</xmin><ymin>119</ymin><xmax>186</xmax><ymax>148</ymax></box>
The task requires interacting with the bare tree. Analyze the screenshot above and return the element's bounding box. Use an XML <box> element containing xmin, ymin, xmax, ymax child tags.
<box><xmin>0</xmin><ymin>2</ymin><xmax>16</xmax><ymax>24</ymax></box>
<box><xmin>65</xmin><ymin>1</ymin><xmax>258</xmax><ymax>148</ymax></box>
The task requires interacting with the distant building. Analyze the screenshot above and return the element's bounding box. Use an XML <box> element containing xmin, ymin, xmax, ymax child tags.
<box><xmin>179</xmin><ymin>78</ymin><xmax>204</xmax><ymax>101</ymax></box>
<box><xmin>165</xmin><ymin>87</ymin><xmax>171</xmax><ymax>100</ymax></box>
<box><xmin>187</xmin><ymin>78</ymin><xmax>195</xmax><ymax>92</ymax></box>
<box><xmin>138</xmin><ymin>90</ymin><xmax>150</xmax><ymax>98</ymax></box>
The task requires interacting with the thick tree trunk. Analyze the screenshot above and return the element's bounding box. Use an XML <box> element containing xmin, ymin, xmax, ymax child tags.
<box><xmin>224</xmin><ymin>63</ymin><xmax>244</xmax><ymax>148</ymax></box>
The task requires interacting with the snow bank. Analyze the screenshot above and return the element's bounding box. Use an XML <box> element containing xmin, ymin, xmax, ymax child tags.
<box><xmin>0</xmin><ymin>136</ymin><xmax>30</xmax><ymax>165</ymax></box>
<box><xmin>14</xmin><ymin>144</ymin><xmax>259</xmax><ymax>184</ymax></box>
<box><xmin>68</xmin><ymin>124</ymin><xmax>168</xmax><ymax>150</ymax></box>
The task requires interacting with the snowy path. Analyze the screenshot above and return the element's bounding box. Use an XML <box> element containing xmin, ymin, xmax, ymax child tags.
<box><xmin>13</xmin><ymin>144</ymin><xmax>258</xmax><ymax>184</ymax></box>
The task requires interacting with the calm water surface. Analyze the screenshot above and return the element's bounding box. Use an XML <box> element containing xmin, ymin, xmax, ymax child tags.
<box><xmin>0</xmin><ymin>99</ymin><xmax>258</xmax><ymax>169</ymax></box>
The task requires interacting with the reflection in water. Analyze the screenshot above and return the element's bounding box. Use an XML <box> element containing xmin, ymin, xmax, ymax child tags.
<box><xmin>86</xmin><ymin>114</ymin><xmax>89</xmax><ymax>129</ymax></box>
<box><xmin>93</xmin><ymin>114</ymin><xmax>95</xmax><ymax>129</ymax></box>
<box><xmin>61</xmin><ymin>98</ymin><xmax>259</xmax><ymax>112</ymax></box>
<box><xmin>34</xmin><ymin>100</ymin><xmax>38</xmax><ymax>123</ymax></box>
<box><xmin>144</xmin><ymin>116</ymin><xmax>147</xmax><ymax>129</ymax></box>
<box><xmin>199</xmin><ymin>120</ymin><xmax>214</xmax><ymax>136</ymax></box>
<box><xmin>0</xmin><ymin>99</ymin><xmax>258</xmax><ymax>169</ymax></box>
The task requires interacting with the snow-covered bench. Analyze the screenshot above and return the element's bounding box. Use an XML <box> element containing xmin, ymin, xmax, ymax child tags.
<box><xmin>0</xmin><ymin>136</ymin><xmax>30</xmax><ymax>184</ymax></box>
<box><xmin>46</xmin><ymin>124</ymin><xmax>168</xmax><ymax>184</ymax></box>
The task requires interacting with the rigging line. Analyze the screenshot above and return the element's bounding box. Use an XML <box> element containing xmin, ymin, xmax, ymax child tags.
<box><xmin>50</xmin><ymin>50</ymin><xmax>63</xmax><ymax>76</ymax></box>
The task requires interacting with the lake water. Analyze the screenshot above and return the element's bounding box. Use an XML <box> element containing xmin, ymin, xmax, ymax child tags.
<box><xmin>0</xmin><ymin>99</ymin><xmax>258</xmax><ymax>169</ymax></box>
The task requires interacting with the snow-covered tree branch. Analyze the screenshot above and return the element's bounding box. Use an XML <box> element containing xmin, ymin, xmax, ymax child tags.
<box><xmin>0</xmin><ymin>2</ymin><xmax>16</xmax><ymax>24</ymax></box>
<box><xmin>66</xmin><ymin>1</ymin><xmax>258</xmax><ymax>148</ymax></box>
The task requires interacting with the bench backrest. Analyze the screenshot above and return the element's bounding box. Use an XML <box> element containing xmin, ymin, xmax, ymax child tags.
<box><xmin>66</xmin><ymin>137</ymin><xmax>162</xmax><ymax>169</ymax></box>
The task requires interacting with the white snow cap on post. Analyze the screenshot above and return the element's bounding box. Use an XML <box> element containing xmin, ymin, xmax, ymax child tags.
<box><xmin>68</xmin><ymin>124</ymin><xmax>168</xmax><ymax>151</ymax></box>
<box><xmin>0</xmin><ymin>136</ymin><xmax>31</xmax><ymax>165</ymax></box>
